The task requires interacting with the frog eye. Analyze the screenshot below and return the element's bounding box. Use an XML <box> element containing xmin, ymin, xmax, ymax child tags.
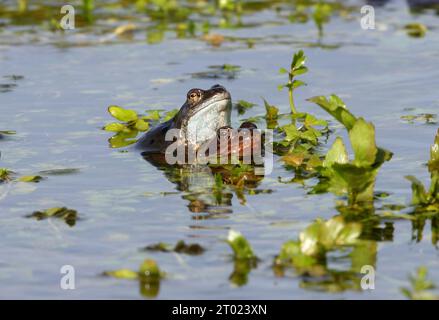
<box><xmin>187</xmin><ymin>89</ymin><xmax>202</xmax><ymax>104</ymax></box>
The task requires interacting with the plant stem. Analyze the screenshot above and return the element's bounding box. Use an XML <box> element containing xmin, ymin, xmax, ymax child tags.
<box><xmin>288</xmin><ymin>85</ymin><xmax>297</xmax><ymax>115</ymax></box>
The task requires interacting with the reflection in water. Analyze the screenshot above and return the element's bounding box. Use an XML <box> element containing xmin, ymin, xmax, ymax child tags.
<box><xmin>142</xmin><ymin>153</ymin><xmax>266</xmax><ymax>216</ymax></box>
<box><xmin>230</xmin><ymin>259</ymin><xmax>258</xmax><ymax>287</ymax></box>
<box><xmin>139</xmin><ymin>279</ymin><xmax>160</xmax><ymax>298</ymax></box>
<box><xmin>411</xmin><ymin>215</ymin><xmax>439</xmax><ymax>247</ymax></box>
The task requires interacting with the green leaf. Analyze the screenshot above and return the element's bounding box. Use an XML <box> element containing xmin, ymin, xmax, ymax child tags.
<box><xmin>0</xmin><ymin>130</ymin><xmax>16</xmax><ymax>135</ymax></box>
<box><xmin>304</xmin><ymin>113</ymin><xmax>327</xmax><ymax>127</ymax></box>
<box><xmin>139</xmin><ymin>259</ymin><xmax>163</xmax><ymax>282</ymax></box>
<box><xmin>227</xmin><ymin>230</ymin><xmax>256</xmax><ymax>260</ymax></box>
<box><xmin>332</xmin><ymin>163</ymin><xmax>376</xmax><ymax>199</ymax></box>
<box><xmin>18</xmin><ymin>175</ymin><xmax>43</xmax><ymax>183</ymax></box>
<box><xmin>282</xmin><ymin>124</ymin><xmax>300</xmax><ymax>142</ymax></box>
<box><xmin>108</xmin><ymin>130</ymin><xmax>138</xmax><ymax>148</ymax></box>
<box><xmin>144</xmin><ymin>110</ymin><xmax>161</xmax><ymax>121</ymax></box>
<box><xmin>323</xmin><ymin>137</ymin><xmax>348</xmax><ymax>168</ymax></box>
<box><xmin>299</xmin><ymin>221</ymin><xmax>322</xmax><ymax>256</ymax></box>
<box><xmin>405</xmin><ymin>23</ymin><xmax>427</xmax><ymax>38</ymax></box>
<box><xmin>108</xmin><ymin>105</ymin><xmax>138</xmax><ymax>122</ymax></box>
<box><xmin>308</xmin><ymin>95</ymin><xmax>357</xmax><ymax>130</ymax></box>
<box><xmin>374</xmin><ymin>147</ymin><xmax>393</xmax><ymax>168</ymax></box>
<box><xmin>0</xmin><ymin>168</ymin><xmax>13</xmax><ymax>182</ymax></box>
<box><xmin>104</xmin><ymin>269</ymin><xmax>139</xmax><ymax>280</ymax></box>
<box><xmin>235</xmin><ymin>100</ymin><xmax>256</xmax><ymax>115</ymax></box>
<box><xmin>406</xmin><ymin>176</ymin><xmax>429</xmax><ymax>205</ymax></box>
<box><xmin>431</xmin><ymin>129</ymin><xmax>439</xmax><ymax>160</ymax></box>
<box><xmin>291</xmin><ymin>66</ymin><xmax>308</xmax><ymax>77</ymax></box>
<box><xmin>104</xmin><ymin>122</ymin><xmax>126</xmax><ymax>132</ymax></box>
<box><xmin>135</xmin><ymin>119</ymin><xmax>150</xmax><ymax>131</ymax></box>
<box><xmin>291</xmin><ymin>50</ymin><xmax>306</xmax><ymax>70</ymax></box>
<box><xmin>349</xmin><ymin>118</ymin><xmax>377</xmax><ymax>167</ymax></box>
<box><xmin>27</xmin><ymin>207</ymin><xmax>78</xmax><ymax>226</ymax></box>
<box><xmin>263</xmin><ymin>99</ymin><xmax>279</xmax><ymax>120</ymax></box>
<box><xmin>299</xmin><ymin>217</ymin><xmax>362</xmax><ymax>257</ymax></box>
<box><xmin>292</xmin><ymin>80</ymin><xmax>306</xmax><ymax>90</ymax></box>
<box><xmin>276</xmin><ymin>240</ymin><xmax>317</xmax><ymax>268</ymax></box>
<box><xmin>279</xmin><ymin>67</ymin><xmax>288</xmax><ymax>74</ymax></box>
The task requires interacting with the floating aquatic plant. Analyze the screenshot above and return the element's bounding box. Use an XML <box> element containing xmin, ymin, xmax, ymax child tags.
<box><xmin>406</xmin><ymin>129</ymin><xmax>439</xmax><ymax>213</ymax></box>
<box><xmin>0</xmin><ymin>130</ymin><xmax>16</xmax><ymax>135</ymax></box>
<box><xmin>18</xmin><ymin>175</ymin><xmax>43</xmax><ymax>183</ymax></box>
<box><xmin>274</xmin><ymin>51</ymin><xmax>329</xmax><ymax>174</ymax></box>
<box><xmin>226</xmin><ymin>230</ymin><xmax>258</xmax><ymax>287</ymax></box>
<box><xmin>401</xmin><ymin>266</ymin><xmax>438</xmax><ymax>300</ymax></box>
<box><xmin>143</xmin><ymin>240</ymin><xmax>205</xmax><ymax>255</ymax></box>
<box><xmin>273</xmin><ymin>216</ymin><xmax>372</xmax><ymax>292</ymax></box>
<box><xmin>401</xmin><ymin>113</ymin><xmax>436</xmax><ymax>124</ymax></box>
<box><xmin>26</xmin><ymin>207</ymin><xmax>78</xmax><ymax>227</ymax></box>
<box><xmin>227</xmin><ymin>230</ymin><xmax>257</xmax><ymax>261</ymax></box>
<box><xmin>405</xmin><ymin>23</ymin><xmax>427</xmax><ymax>38</ymax></box>
<box><xmin>103</xmin><ymin>259</ymin><xmax>165</xmax><ymax>298</ymax></box>
<box><xmin>275</xmin><ymin>216</ymin><xmax>361</xmax><ymax>266</ymax></box>
<box><xmin>308</xmin><ymin>94</ymin><xmax>392</xmax><ymax>205</ymax></box>
<box><xmin>0</xmin><ymin>168</ymin><xmax>13</xmax><ymax>183</ymax></box>
<box><xmin>105</xmin><ymin>105</ymin><xmax>177</xmax><ymax>148</ymax></box>
<box><xmin>278</xmin><ymin>50</ymin><xmax>307</xmax><ymax>115</ymax></box>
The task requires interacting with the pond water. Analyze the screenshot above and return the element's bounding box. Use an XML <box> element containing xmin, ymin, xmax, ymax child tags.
<box><xmin>1</xmin><ymin>0</ymin><xmax>439</xmax><ymax>299</ymax></box>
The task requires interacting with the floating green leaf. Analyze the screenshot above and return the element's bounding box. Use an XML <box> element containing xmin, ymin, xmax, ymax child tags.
<box><xmin>406</xmin><ymin>129</ymin><xmax>439</xmax><ymax>211</ymax></box>
<box><xmin>0</xmin><ymin>168</ymin><xmax>13</xmax><ymax>182</ymax></box>
<box><xmin>0</xmin><ymin>130</ymin><xmax>16</xmax><ymax>135</ymax></box>
<box><xmin>143</xmin><ymin>240</ymin><xmax>205</xmax><ymax>255</ymax></box>
<box><xmin>108</xmin><ymin>105</ymin><xmax>138</xmax><ymax>122</ymax></box>
<box><xmin>103</xmin><ymin>269</ymin><xmax>139</xmax><ymax>280</ymax></box>
<box><xmin>139</xmin><ymin>259</ymin><xmax>164</xmax><ymax>282</ymax></box>
<box><xmin>405</xmin><ymin>23</ymin><xmax>427</xmax><ymax>38</ymax></box>
<box><xmin>104</xmin><ymin>122</ymin><xmax>126</xmax><ymax>132</ymax></box>
<box><xmin>103</xmin><ymin>259</ymin><xmax>165</xmax><ymax>287</ymax></box>
<box><xmin>227</xmin><ymin>230</ymin><xmax>257</xmax><ymax>260</ymax></box>
<box><xmin>18</xmin><ymin>175</ymin><xmax>43</xmax><ymax>183</ymax></box>
<box><xmin>27</xmin><ymin>207</ymin><xmax>78</xmax><ymax>227</ymax></box>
